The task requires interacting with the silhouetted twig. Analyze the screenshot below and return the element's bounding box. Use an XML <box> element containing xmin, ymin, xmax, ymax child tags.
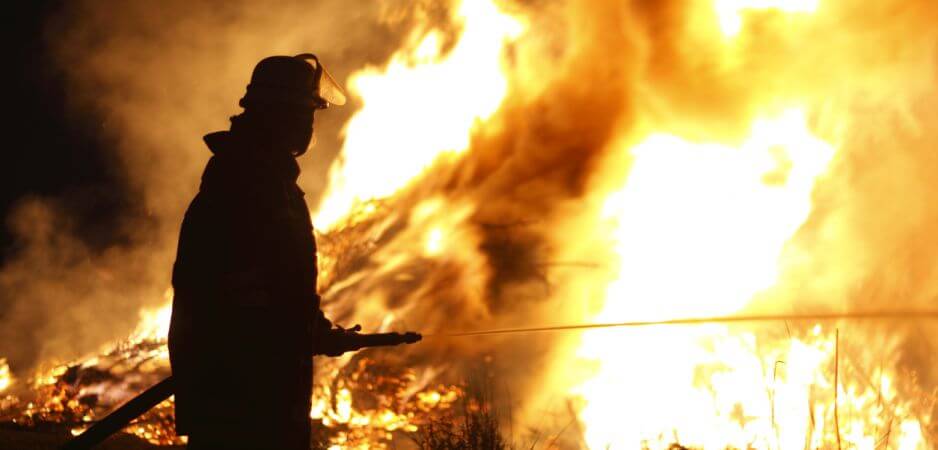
<box><xmin>834</xmin><ymin>328</ymin><xmax>842</xmax><ymax>450</ymax></box>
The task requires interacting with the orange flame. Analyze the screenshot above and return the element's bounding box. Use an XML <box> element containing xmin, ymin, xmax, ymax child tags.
<box><xmin>0</xmin><ymin>359</ymin><xmax>11</xmax><ymax>394</ymax></box>
<box><xmin>314</xmin><ymin>0</ymin><xmax>524</xmax><ymax>229</ymax></box>
<box><xmin>573</xmin><ymin>109</ymin><xmax>849</xmax><ymax>448</ymax></box>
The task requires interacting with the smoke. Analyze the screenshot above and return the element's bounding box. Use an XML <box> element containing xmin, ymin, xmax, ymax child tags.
<box><xmin>0</xmin><ymin>198</ymin><xmax>156</xmax><ymax>372</ymax></box>
<box><xmin>0</xmin><ymin>0</ymin><xmax>438</xmax><ymax>376</ymax></box>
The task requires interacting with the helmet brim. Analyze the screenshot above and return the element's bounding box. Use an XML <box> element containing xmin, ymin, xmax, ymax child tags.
<box><xmin>294</xmin><ymin>53</ymin><xmax>347</xmax><ymax>107</ymax></box>
<box><xmin>318</xmin><ymin>64</ymin><xmax>347</xmax><ymax>106</ymax></box>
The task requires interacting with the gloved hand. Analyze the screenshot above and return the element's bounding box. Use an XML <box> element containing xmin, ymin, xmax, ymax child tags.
<box><xmin>316</xmin><ymin>323</ymin><xmax>364</xmax><ymax>357</ymax></box>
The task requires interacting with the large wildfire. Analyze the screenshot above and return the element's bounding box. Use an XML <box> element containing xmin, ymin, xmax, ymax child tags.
<box><xmin>2</xmin><ymin>0</ymin><xmax>938</xmax><ymax>449</ymax></box>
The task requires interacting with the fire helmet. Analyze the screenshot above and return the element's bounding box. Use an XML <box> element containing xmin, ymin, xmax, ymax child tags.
<box><xmin>239</xmin><ymin>53</ymin><xmax>347</xmax><ymax>110</ymax></box>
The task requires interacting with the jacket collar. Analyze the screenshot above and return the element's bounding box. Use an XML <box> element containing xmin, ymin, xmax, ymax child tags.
<box><xmin>202</xmin><ymin>130</ymin><xmax>300</xmax><ymax>183</ymax></box>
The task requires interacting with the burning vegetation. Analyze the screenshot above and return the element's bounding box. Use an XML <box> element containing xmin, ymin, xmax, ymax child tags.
<box><xmin>0</xmin><ymin>221</ymin><xmax>467</xmax><ymax>449</ymax></box>
<box><xmin>3</xmin><ymin>0</ymin><xmax>938</xmax><ymax>449</ymax></box>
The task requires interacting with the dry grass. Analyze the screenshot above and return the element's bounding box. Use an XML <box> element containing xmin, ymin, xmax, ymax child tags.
<box><xmin>415</xmin><ymin>405</ymin><xmax>508</xmax><ymax>450</ymax></box>
<box><xmin>412</xmin><ymin>374</ymin><xmax>511</xmax><ymax>450</ymax></box>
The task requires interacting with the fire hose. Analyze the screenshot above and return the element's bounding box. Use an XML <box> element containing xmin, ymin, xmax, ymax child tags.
<box><xmin>60</xmin><ymin>309</ymin><xmax>938</xmax><ymax>449</ymax></box>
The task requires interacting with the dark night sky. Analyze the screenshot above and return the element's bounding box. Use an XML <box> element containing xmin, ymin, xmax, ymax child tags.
<box><xmin>3</xmin><ymin>1</ymin><xmax>129</xmax><ymax>262</ymax></box>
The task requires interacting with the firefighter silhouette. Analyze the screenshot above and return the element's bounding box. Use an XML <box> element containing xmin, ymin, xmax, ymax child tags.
<box><xmin>169</xmin><ymin>54</ymin><xmax>347</xmax><ymax>450</ymax></box>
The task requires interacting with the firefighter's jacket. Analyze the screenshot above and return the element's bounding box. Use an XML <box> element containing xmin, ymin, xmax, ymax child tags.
<box><xmin>168</xmin><ymin>130</ymin><xmax>329</xmax><ymax>444</ymax></box>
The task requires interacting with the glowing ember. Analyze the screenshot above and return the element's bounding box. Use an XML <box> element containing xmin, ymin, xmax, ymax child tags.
<box><xmin>0</xmin><ymin>322</ymin><xmax>460</xmax><ymax>447</ymax></box>
<box><xmin>309</xmin><ymin>359</ymin><xmax>463</xmax><ymax>449</ymax></box>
